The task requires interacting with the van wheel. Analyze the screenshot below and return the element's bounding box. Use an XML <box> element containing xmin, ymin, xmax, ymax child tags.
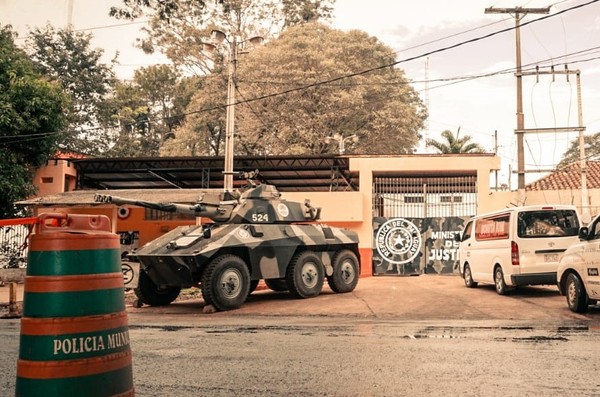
<box><xmin>463</xmin><ymin>264</ymin><xmax>478</xmax><ymax>288</ymax></box>
<box><xmin>494</xmin><ymin>266</ymin><xmax>507</xmax><ymax>295</ymax></box>
<box><xmin>566</xmin><ymin>273</ymin><xmax>588</xmax><ymax>313</ymax></box>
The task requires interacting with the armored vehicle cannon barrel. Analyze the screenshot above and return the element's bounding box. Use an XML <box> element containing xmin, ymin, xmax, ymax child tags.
<box><xmin>94</xmin><ymin>174</ymin><xmax>359</xmax><ymax>312</ymax></box>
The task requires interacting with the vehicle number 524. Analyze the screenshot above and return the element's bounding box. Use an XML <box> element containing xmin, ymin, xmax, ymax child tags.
<box><xmin>252</xmin><ymin>213</ymin><xmax>269</xmax><ymax>222</ymax></box>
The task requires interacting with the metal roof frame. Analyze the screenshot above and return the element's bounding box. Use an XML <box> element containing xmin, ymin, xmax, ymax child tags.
<box><xmin>73</xmin><ymin>155</ymin><xmax>359</xmax><ymax>192</ymax></box>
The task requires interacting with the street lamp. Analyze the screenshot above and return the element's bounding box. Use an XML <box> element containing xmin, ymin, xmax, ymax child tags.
<box><xmin>203</xmin><ymin>29</ymin><xmax>263</xmax><ymax>192</ymax></box>
<box><xmin>325</xmin><ymin>133</ymin><xmax>359</xmax><ymax>154</ymax></box>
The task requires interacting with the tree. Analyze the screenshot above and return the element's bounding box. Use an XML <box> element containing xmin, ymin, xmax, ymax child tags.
<box><xmin>165</xmin><ymin>23</ymin><xmax>427</xmax><ymax>156</ymax></box>
<box><xmin>110</xmin><ymin>0</ymin><xmax>334</xmax><ymax>76</ymax></box>
<box><xmin>102</xmin><ymin>65</ymin><xmax>194</xmax><ymax>157</ymax></box>
<box><xmin>26</xmin><ymin>25</ymin><xmax>116</xmax><ymax>155</ymax></box>
<box><xmin>426</xmin><ymin>127</ymin><xmax>485</xmax><ymax>154</ymax></box>
<box><xmin>0</xmin><ymin>25</ymin><xmax>68</xmax><ymax>218</ymax></box>
<box><xmin>559</xmin><ymin>131</ymin><xmax>600</xmax><ymax>168</ymax></box>
<box><xmin>233</xmin><ymin>23</ymin><xmax>425</xmax><ymax>155</ymax></box>
<box><xmin>160</xmin><ymin>73</ymin><xmax>225</xmax><ymax>156</ymax></box>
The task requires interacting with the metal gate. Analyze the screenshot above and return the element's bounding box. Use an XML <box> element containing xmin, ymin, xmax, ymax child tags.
<box><xmin>372</xmin><ymin>174</ymin><xmax>477</xmax><ymax>275</ymax></box>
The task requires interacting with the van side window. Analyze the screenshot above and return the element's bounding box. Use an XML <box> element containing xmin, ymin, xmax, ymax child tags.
<box><xmin>475</xmin><ymin>214</ymin><xmax>510</xmax><ymax>241</ymax></box>
<box><xmin>462</xmin><ymin>221</ymin><xmax>473</xmax><ymax>241</ymax></box>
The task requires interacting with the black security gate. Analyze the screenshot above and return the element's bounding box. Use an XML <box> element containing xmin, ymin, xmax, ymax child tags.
<box><xmin>372</xmin><ymin>174</ymin><xmax>477</xmax><ymax>275</ymax></box>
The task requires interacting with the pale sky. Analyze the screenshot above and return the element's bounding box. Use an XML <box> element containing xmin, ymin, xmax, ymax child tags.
<box><xmin>2</xmin><ymin>0</ymin><xmax>600</xmax><ymax>189</ymax></box>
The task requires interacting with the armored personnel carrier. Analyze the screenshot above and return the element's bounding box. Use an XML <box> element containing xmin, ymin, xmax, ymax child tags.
<box><xmin>95</xmin><ymin>172</ymin><xmax>360</xmax><ymax>311</ymax></box>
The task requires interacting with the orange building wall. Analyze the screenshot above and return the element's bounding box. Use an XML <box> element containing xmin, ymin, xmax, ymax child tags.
<box><xmin>34</xmin><ymin>159</ymin><xmax>77</xmax><ymax>196</ymax></box>
<box><xmin>30</xmin><ymin>154</ymin><xmax>503</xmax><ymax>278</ymax></box>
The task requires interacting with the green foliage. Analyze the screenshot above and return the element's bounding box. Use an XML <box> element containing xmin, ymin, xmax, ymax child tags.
<box><xmin>166</xmin><ymin>23</ymin><xmax>426</xmax><ymax>156</ymax></box>
<box><xmin>110</xmin><ymin>0</ymin><xmax>334</xmax><ymax>75</ymax></box>
<box><xmin>26</xmin><ymin>25</ymin><xmax>116</xmax><ymax>155</ymax></box>
<box><xmin>104</xmin><ymin>65</ymin><xmax>194</xmax><ymax>157</ymax></box>
<box><xmin>0</xmin><ymin>25</ymin><xmax>67</xmax><ymax>218</ymax></box>
<box><xmin>426</xmin><ymin>127</ymin><xmax>485</xmax><ymax>154</ymax></box>
<box><xmin>281</xmin><ymin>0</ymin><xmax>334</xmax><ymax>27</ymax></box>
<box><xmin>160</xmin><ymin>73</ymin><xmax>226</xmax><ymax>156</ymax></box>
<box><xmin>559</xmin><ymin>131</ymin><xmax>600</xmax><ymax>168</ymax></box>
<box><xmin>235</xmin><ymin>23</ymin><xmax>425</xmax><ymax>155</ymax></box>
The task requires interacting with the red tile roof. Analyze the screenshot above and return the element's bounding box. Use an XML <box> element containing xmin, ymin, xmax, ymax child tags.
<box><xmin>527</xmin><ymin>161</ymin><xmax>600</xmax><ymax>191</ymax></box>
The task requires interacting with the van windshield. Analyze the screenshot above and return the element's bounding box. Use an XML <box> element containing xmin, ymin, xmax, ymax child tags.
<box><xmin>517</xmin><ymin>210</ymin><xmax>580</xmax><ymax>238</ymax></box>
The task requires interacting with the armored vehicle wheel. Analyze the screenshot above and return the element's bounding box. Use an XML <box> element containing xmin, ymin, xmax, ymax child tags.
<box><xmin>286</xmin><ymin>251</ymin><xmax>324</xmax><ymax>299</ymax></box>
<box><xmin>134</xmin><ymin>271</ymin><xmax>181</xmax><ymax>306</ymax></box>
<box><xmin>202</xmin><ymin>255</ymin><xmax>250</xmax><ymax>311</ymax></box>
<box><xmin>327</xmin><ymin>250</ymin><xmax>360</xmax><ymax>293</ymax></box>
<box><xmin>265</xmin><ymin>278</ymin><xmax>289</xmax><ymax>292</ymax></box>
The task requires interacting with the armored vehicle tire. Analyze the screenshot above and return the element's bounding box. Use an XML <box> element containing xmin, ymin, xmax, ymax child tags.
<box><xmin>201</xmin><ymin>254</ymin><xmax>250</xmax><ymax>311</ymax></box>
<box><xmin>327</xmin><ymin>250</ymin><xmax>360</xmax><ymax>293</ymax></box>
<box><xmin>265</xmin><ymin>278</ymin><xmax>289</xmax><ymax>292</ymax></box>
<box><xmin>134</xmin><ymin>271</ymin><xmax>181</xmax><ymax>306</ymax></box>
<box><xmin>286</xmin><ymin>251</ymin><xmax>324</xmax><ymax>299</ymax></box>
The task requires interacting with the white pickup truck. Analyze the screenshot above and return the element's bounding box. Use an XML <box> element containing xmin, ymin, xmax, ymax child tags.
<box><xmin>557</xmin><ymin>214</ymin><xmax>600</xmax><ymax>313</ymax></box>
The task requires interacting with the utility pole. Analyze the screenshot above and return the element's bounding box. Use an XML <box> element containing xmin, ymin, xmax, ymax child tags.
<box><xmin>484</xmin><ymin>7</ymin><xmax>550</xmax><ymax>198</ymax></box>
<box><xmin>494</xmin><ymin>130</ymin><xmax>498</xmax><ymax>191</ymax></box>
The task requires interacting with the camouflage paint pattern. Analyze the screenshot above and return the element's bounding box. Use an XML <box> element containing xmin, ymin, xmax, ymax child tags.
<box><xmin>135</xmin><ymin>222</ymin><xmax>359</xmax><ymax>286</ymax></box>
<box><xmin>98</xmin><ymin>179</ymin><xmax>360</xmax><ymax>289</ymax></box>
<box><xmin>373</xmin><ymin>216</ymin><xmax>469</xmax><ymax>276</ymax></box>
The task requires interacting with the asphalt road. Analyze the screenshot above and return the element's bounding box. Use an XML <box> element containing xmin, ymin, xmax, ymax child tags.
<box><xmin>1</xmin><ymin>275</ymin><xmax>600</xmax><ymax>396</ymax></box>
<box><xmin>123</xmin><ymin>274</ymin><xmax>600</xmax><ymax>322</ymax></box>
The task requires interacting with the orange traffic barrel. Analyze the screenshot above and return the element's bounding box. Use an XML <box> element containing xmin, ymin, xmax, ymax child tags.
<box><xmin>15</xmin><ymin>213</ymin><xmax>134</xmax><ymax>397</ymax></box>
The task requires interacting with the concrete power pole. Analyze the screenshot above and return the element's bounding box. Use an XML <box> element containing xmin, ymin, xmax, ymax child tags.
<box><xmin>484</xmin><ymin>7</ymin><xmax>550</xmax><ymax>199</ymax></box>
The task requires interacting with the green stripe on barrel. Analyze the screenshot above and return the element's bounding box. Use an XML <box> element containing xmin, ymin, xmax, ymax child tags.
<box><xmin>16</xmin><ymin>366</ymin><xmax>134</xmax><ymax>397</ymax></box>
<box><xmin>27</xmin><ymin>249</ymin><xmax>121</xmax><ymax>276</ymax></box>
<box><xmin>23</xmin><ymin>288</ymin><xmax>125</xmax><ymax>317</ymax></box>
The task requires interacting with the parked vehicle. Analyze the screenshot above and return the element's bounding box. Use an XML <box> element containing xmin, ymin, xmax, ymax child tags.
<box><xmin>557</xmin><ymin>214</ymin><xmax>600</xmax><ymax>313</ymax></box>
<box><xmin>456</xmin><ymin>205</ymin><xmax>581</xmax><ymax>294</ymax></box>
<box><xmin>95</xmin><ymin>172</ymin><xmax>361</xmax><ymax>311</ymax></box>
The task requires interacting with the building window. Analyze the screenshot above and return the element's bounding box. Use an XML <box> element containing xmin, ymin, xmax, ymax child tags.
<box><xmin>440</xmin><ymin>196</ymin><xmax>463</xmax><ymax>203</ymax></box>
<box><xmin>41</xmin><ymin>177</ymin><xmax>53</xmax><ymax>184</ymax></box>
<box><xmin>403</xmin><ymin>196</ymin><xmax>424</xmax><ymax>204</ymax></box>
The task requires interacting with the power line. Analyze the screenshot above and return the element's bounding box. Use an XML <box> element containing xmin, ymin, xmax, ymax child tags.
<box><xmin>4</xmin><ymin>0</ymin><xmax>598</xmax><ymax>145</ymax></box>
<box><xmin>180</xmin><ymin>0</ymin><xmax>599</xmax><ymax>117</ymax></box>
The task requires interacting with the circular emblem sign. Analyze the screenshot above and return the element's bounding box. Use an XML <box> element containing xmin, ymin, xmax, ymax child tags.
<box><xmin>375</xmin><ymin>218</ymin><xmax>422</xmax><ymax>265</ymax></box>
<box><xmin>277</xmin><ymin>203</ymin><xmax>290</xmax><ymax>218</ymax></box>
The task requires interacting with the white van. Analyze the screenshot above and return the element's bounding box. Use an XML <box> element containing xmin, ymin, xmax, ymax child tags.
<box><xmin>557</xmin><ymin>213</ymin><xmax>600</xmax><ymax>313</ymax></box>
<box><xmin>457</xmin><ymin>205</ymin><xmax>581</xmax><ymax>294</ymax></box>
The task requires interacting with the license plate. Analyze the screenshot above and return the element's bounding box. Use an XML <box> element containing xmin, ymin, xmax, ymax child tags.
<box><xmin>544</xmin><ymin>253</ymin><xmax>559</xmax><ymax>262</ymax></box>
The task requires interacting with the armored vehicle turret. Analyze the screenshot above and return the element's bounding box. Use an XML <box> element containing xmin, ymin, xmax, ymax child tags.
<box><xmin>95</xmin><ymin>172</ymin><xmax>360</xmax><ymax>311</ymax></box>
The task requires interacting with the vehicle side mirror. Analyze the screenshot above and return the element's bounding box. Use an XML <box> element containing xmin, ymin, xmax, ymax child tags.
<box><xmin>454</xmin><ymin>233</ymin><xmax>462</xmax><ymax>243</ymax></box>
<box><xmin>578</xmin><ymin>226</ymin><xmax>589</xmax><ymax>240</ymax></box>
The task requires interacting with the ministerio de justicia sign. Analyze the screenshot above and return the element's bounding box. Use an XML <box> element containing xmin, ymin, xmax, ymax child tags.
<box><xmin>372</xmin><ymin>216</ymin><xmax>469</xmax><ymax>276</ymax></box>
